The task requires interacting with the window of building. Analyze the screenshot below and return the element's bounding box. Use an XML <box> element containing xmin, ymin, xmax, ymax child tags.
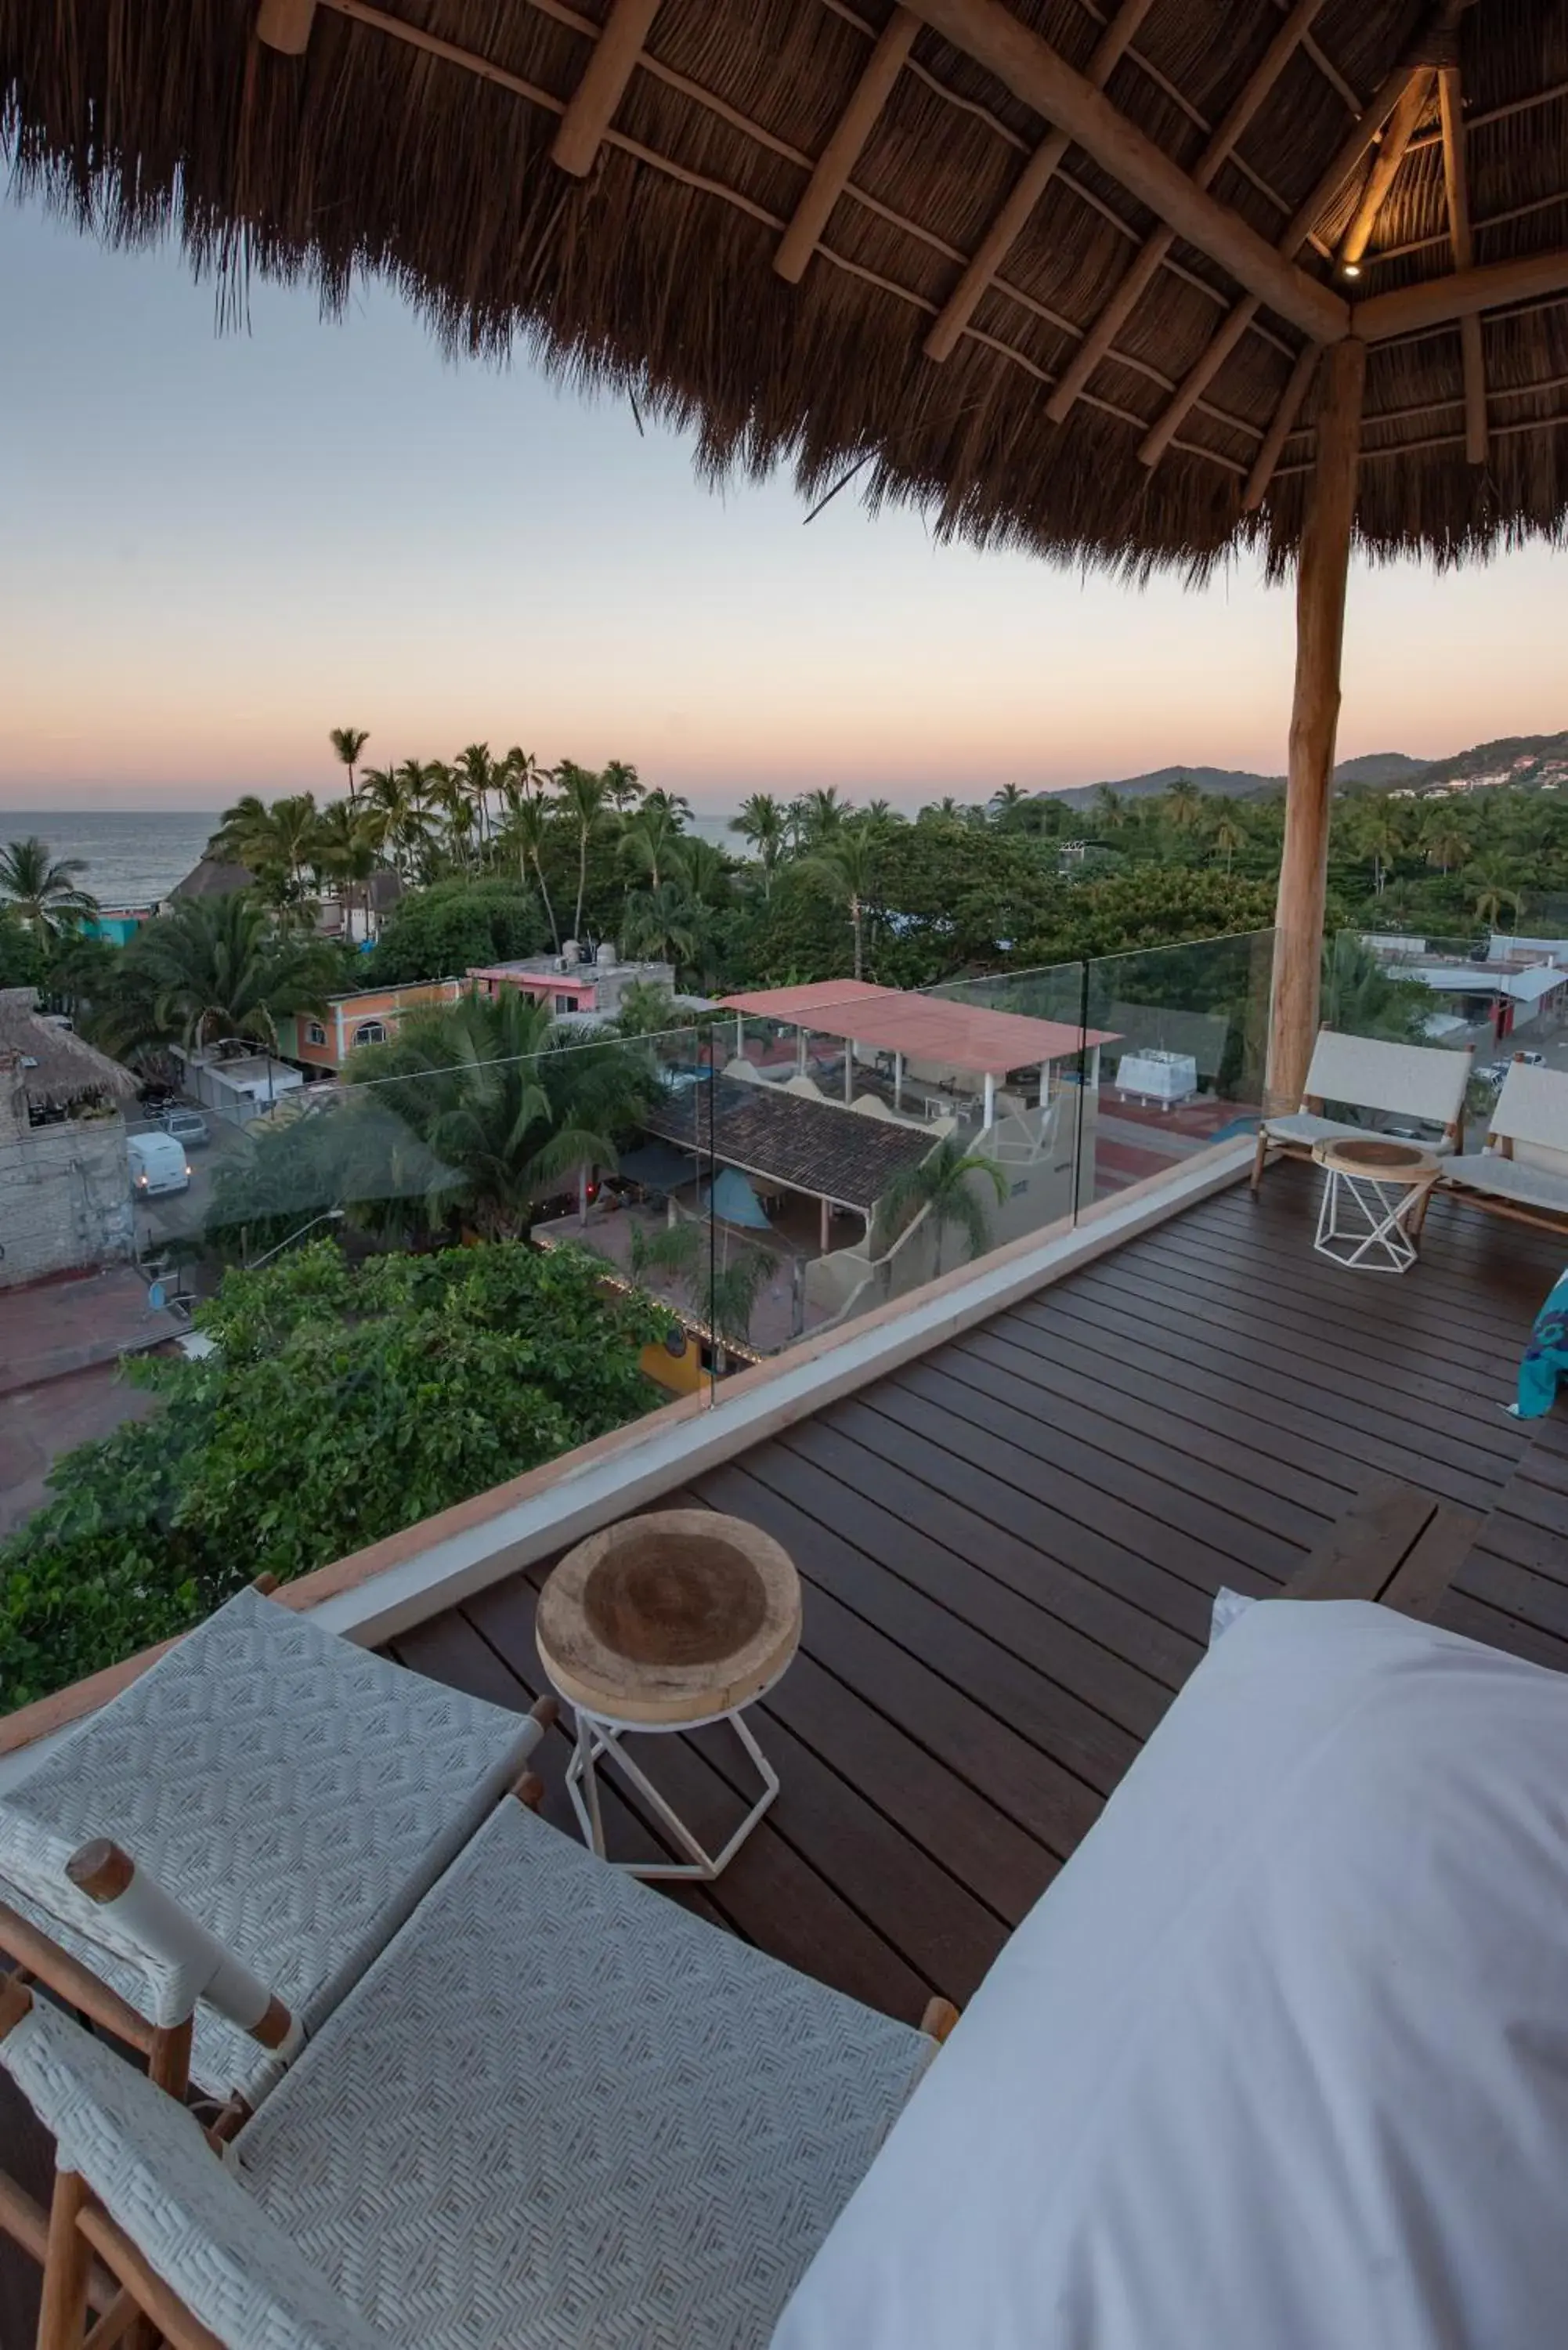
<box><xmin>353</xmin><ymin>1020</ymin><xmax>388</xmax><ymax>1046</ymax></box>
<box><xmin>305</xmin><ymin>1021</ymin><xmax>327</xmax><ymax>1047</ymax></box>
<box><xmin>555</xmin><ymin>992</ymin><xmax>576</xmax><ymax>1014</ymax></box>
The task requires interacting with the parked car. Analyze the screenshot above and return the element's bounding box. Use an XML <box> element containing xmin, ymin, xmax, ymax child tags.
<box><xmin>1519</xmin><ymin>1049</ymin><xmax>1547</xmax><ymax>1068</ymax></box>
<box><xmin>1477</xmin><ymin>1062</ymin><xmax>1509</xmax><ymax>1093</ymax></box>
<box><xmin>157</xmin><ymin>1104</ymin><xmax>210</xmax><ymax>1148</ymax></box>
<box><xmin>128</xmin><ymin>1131</ymin><xmax>191</xmax><ymax>1198</ymax></box>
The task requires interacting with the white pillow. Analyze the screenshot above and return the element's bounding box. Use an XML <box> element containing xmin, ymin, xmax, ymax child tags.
<box><xmin>774</xmin><ymin>1600</ymin><xmax>1568</xmax><ymax>2350</ymax></box>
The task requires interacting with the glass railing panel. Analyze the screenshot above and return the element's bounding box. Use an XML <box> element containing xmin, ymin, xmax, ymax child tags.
<box><xmin>0</xmin><ymin>1016</ymin><xmax>716</xmax><ymax>1715</ymax></box>
<box><xmin>1086</xmin><ymin>928</ymin><xmax>1275</xmax><ymax>1209</ymax></box>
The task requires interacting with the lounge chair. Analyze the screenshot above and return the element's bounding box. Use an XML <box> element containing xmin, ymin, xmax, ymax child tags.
<box><xmin>0</xmin><ymin>1583</ymin><xmax>549</xmax><ymax>2287</ymax></box>
<box><xmin>1441</xmin><ymin>1055</ymin><xmax>1568</xmax><ymax>1231</ymax></box>
<box><xmin>1251</xmin><ymin>1026</ymin><xmax>1471</xmax><ymax>1190</ymax></box>
<box><xmin>0</xmin><ymin>1794</ymin><xmax>941</xmax><ymax>2350</ymax></box>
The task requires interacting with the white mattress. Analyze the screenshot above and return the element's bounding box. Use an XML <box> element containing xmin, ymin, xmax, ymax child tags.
<box><xmin>774</xmin><ymin>1600</ymin><xmax>1568</xmax><ymax>2350</ymax></box>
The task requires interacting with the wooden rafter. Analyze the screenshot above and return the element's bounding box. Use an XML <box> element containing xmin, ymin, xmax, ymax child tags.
<box><xmin>899</xmin><ymin>0</ymin><xmax>1347</xmax><ymax>342</ymax></box>
<box><xmin>922</xmin><ymin>0</ymin><xmax>1157</xmax><ymax>363</ymax></box>
<box><xmin>1132</xmin><ymin>42</ymin><xmax>1427</xmax><ymax>469</ymax></box>
<box><xmin>1244</xmin><ymin>342</ymin><xmax>1318</xmax><ymax>510</ymax></box>
<box><xmin>1356</xmin><ymin>246</ymin><xmax>1568</xmax><ymax>338</ymax></box>
<box><xmin>1438</xmin><ymin>63</ymin><xmax>1487</xmax><ymax>462</ymax></box>
<box><xmin>551</xmin><ymin>0</ymin><xmax>664</xmax><ymax>176</ymax></box>
<box><xmin>1335</xmin><ymin>66</ymin><xmax>1434</xmax><ymax>277</ymax></box>
<box><xmin>1045</xmin><ymin>0</ymin><xmax>1329</xmax><ymax>425</ymax></box>
<box><xmin>775</xmin><ymin>6</ymin><xmax>918</xmax><ymax>284</ymax></box>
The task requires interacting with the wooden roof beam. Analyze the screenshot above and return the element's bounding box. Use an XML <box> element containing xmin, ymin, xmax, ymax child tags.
<box><xmin>551</xmin><ymin>0</ymin><xmax>665</xmax><ymax>176</ymax></box>
<box><xmin>775</xmin><ymin>7</ymin><xmax>919</xmax><ymax>284</ymax></box>
<box><xmin>900</xmin><ymin>0</ymin><xmax>1348</xmax><ymax>342</ymax></box>
<box><xmin>1335</xmin><ymin>67</ymin><xmax>1435</xmax><ymax>278</ymax></box>
<box><xmin>1438</xmin><ymin>63</ymin><xmax>1487</xmax><ymax>462</ymax></box>
<box><xmin>922</xmin><ymin>0</ymin><xmax>1158</xmax><ymax>363</ymax></box>
<box><xmin>1356</xmin><ymin>248</ymin><xmax>1568</xmax><ymax>339</ymax></box>
<box><xmin>1044</xmin><ymin>0</ymin><xmax>1330</xmax><ymax>425</ymax></box>
<box><xmin>1133</xmin><ymin>34</ymin><xmax>1440</xmax><ymax>471</ymax></box>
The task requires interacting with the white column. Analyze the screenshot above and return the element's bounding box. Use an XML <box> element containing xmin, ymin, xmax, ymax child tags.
<box><xmin>844</xmin><ymin>1050</ymin><xmax>854</xmax><ymax>1105</ymax></box>
<box><xmin>894</xmin><ymin>1051</ymin><xmax>904</xmax><ymax>1110</ymax></box>
<box><xmin>1088</xmin><ymin>1045</ymin><xmax>1102</xmax><ymax>1090</ymax></box>
<box><xmin>983</xmin><ymin>1071</ymin><xmax>996</xmax><ymax>1129</ymax></box>
<box><xmin>820</xmin><ymin>1195</ymin><xmax>831</xmax><ymax>1251</ymax></box>
<box><xmin>797</xmin><ymin>1027</ymin><xmax>807</xmax><ymax>1076</ymax></box>
<box><xmin>1039</xmin><ymin>1058</ymin><xmax>1051</xmax><ymax>1107</ymax></box>
<box><xmin>735</xmin><ymin>1013</ymin><xmax>745</xmax><ymax>1064</ymax></box>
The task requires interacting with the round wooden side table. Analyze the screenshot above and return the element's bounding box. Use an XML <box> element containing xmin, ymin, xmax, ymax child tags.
<box><xmin>1312</xmin><ymin>1136</ymin><xmax>1439</xmax><ymax>1274</ymax></box>
<box><xmin>537</xmin><ymin>1509</ymin><xmax>802</xmax><ymax>1880</ymax></box>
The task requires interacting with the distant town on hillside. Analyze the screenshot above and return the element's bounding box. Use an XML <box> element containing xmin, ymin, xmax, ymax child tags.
<box><xmin>1065</xmin><ymin>731</ymin><xmax>1568</xmax><ymax>809</ymax></box>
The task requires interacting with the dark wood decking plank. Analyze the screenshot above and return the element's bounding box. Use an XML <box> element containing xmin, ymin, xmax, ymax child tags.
<box><xmin>1434</xmin><ymin>1586</ymin><xmax>1568</xmax><ymax>1673</ymax></box>
<box><xmin>1461</xmin><ymin>1510</ymin><xmax>1568</xmax><ymax>1587</ymax></box>
<box><xmin>692</xmin><ymin>1457</ymin><xmax>1120</xmax><ymax>1829</ymax></box>
<box><xmin>839</xmin><ymin>1390</ymin><xmax>1230</xmax><ymax>1640</ymax></box>
<box><xmin>1136</xmin><ymin>1214</ymin><xmax>1536</xmax><ymax>1387</ymax></box>
<box><xmin>894</xmin><ymin>1359</ymin><xmax>1304</xmax><ymax>1582</ymax></box>
<box><xmin>1284</xmin><ymin>1478</ymin><xmax>1436</xmax><ymax>1601</ymax></box>
<box><xmin>772</xmin><ymin>1419</ymin><xmax>1176</xmax><ymax>1735</ymax></box>
<box><xmin>1380</xmin><ymin>1504</ymin><xmax>1483</xmax><ymax>1620</ymax></box>
<box><xmin>1452</xmin><ymin>1546</ymin><xmax>1568</xmax><ymax>1636</ymax></box>
<box><xmin>954</xmin><ymin>1324</ymin><xmax>1350</xmax><ymax>1524</ymax></box>
<box><xmin>819</xmin><ymin>1397</ymin><xmax>1205</xmax><ymax>1685</ymax></box>
<box><xmin>999</xmin><ymin>1288</ymin><xmax>1516</xmax><ymax>1511</ymax></box>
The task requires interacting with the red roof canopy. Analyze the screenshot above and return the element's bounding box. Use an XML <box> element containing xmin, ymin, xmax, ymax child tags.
<box><xmin>718</xmin><ymin>982</ymin><xmax>1117</xmax><ymax>1076</ymax></box>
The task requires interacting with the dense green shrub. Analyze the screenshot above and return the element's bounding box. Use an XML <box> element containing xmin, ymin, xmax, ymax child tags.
<box><xmin>365</xmin><ymin>878</ymin><xmax>549</xmax><ymax>985</ymax></box>
<box><xmin>0</xmin><ymin>1241</ymin><xmax>669</xmax><ymax>1712</ymax></box>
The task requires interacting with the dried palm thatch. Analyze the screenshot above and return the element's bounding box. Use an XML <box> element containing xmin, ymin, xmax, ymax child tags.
<box><xmin>3</xmin><ymin>0</ymin><xmax>1567</xmax><ymax>573</ymax></box>
<box><xmin>0</xmin><ymin>990</ymin><xmax>138</xmax><ymax>1115</ymax></box>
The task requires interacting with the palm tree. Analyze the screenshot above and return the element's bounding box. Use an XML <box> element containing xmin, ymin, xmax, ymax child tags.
<box><xmin>629</xmin><ymin>1217</ymin><xmax>774</xmax><ymax>1371</ymax></box>
<box><xmin>804</xmin><ymin>823</ymin><xmax>881</xmax><ymax>982</ymax></box>
<box><xmin>329</xmin><ymin>726</ymin><xmax>370</xmax><ymax>809</ymax></box>
<box><xmin>880</xmin><ymin>1137</ymin><xmax>1008</xmax><ymax>1278</ymax></box>
<box><xmin>1419</xmin><ymin>811</ymin><xmax>1471</xmax><ymax>873</ymax></box>
<box><xmin>731</xmin><ymin>793</ymin><xmax>786</xmax><ymax>896</ymax></box>
<box><xmin>129</xmin><ymin>894</ymin><xmax>335</xmax><ymax>1051</ymax></box>
<box><xmin>623</xmin><ymin>881</ymin><xmax>705</xmax><ymax>975</ymax></box>
<box><xmin>672</xmin><ymin>835</ymin><xmax>732</xmax><ymax>911</ymax></box>
<box><xmin>1209</xmin><ymin>808</ymin><xmax>1246</xmax><ymax>875</ymax></box>
<box><xmin>602</xmin><ymin>760</ymin><xmax>643</xmax><ymax>815</ymax></box>
<box><xmin>990</xmin><ymin>783</ymin><xmax>1030</xmax><ymax>830</ymax></box>
<box><xmin>494</xmin><ymin>797</ymin><xmax>562</xmax><ymax>953</ymax></box>
<box><xmin>619</xmin><ymin>803</ymin><xmax>682</xmax><ymax>894</ymax></box>
<box><xmin>798</xmin><ymin>786</ymin><xmax>847</xmax><ymax>847</ymax></box>
<box><xmin>641</xmin><ymin>787</ymin><xmax>692</xmax><ymax>824</ymax></box>
<box><xmin>313</xmin><ymin>797</ymin><xmax>379</xmax><ymax>938</ymax></box>
<box><xmin>363</xmin><ymin>762</ymin><xmax>442</xmax><ymax>881</ymax></box>
<box><xmin>452</xmin><ymin>743</ymin><xmax>500</xmax><ymax>851</ymax></box>
<box><xmin>502</xmin><ymin>747</ymin><xmax>547</xmax><ymax>805</ymax></box>
<box><xmin>1091</xmin><ymin>784</ymin><xmax>1124</xmax><ymax>833</ymax></box>
<box><xmin>346</xmin><ymin>987</ymin><xmax>656</xmax><ymax>1242</ymax></box>
<box><xmin>211</xmin><ymin>793</ymin><xmax>321</xmax><ymax>906</ymax></box>
<box><xmin>1163</xmin><ymin>776</ymin><xmax>1205</xmax><ymax>835</ymax></box>
<box><xmin>0</xmin><ymin>837</ymin><xmax>99</xmax><ymax>938</ymax></box>
<box><xmin>553</xmin><ymin>761</ymin><xmax>610</xmax><ymax>941</ymax></box>
<box><xmin>1465</xmin><ymin>864</ymin><xmax>1526</xmax><ymax>929</ymax></box>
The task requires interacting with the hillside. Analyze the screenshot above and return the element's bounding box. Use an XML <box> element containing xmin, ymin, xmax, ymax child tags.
<box><xmin>1050</xmin><ymin>733</ymin><xmax>1565</xmax><ymax>809</ymax></box>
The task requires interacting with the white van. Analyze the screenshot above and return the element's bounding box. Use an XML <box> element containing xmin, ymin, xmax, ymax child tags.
<box><xmin>128</xmin><ymin>1130</ymin><xmax>191</xmax><ymax>1198</ymax></box>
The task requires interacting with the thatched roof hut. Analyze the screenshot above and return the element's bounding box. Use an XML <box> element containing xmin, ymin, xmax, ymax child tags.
<box><xmin>169</xmin><ymin>858</ymin><xmax>256</xmax><ymax>902</ymax></box>
<box><xmin>6</xmin><ymin>0</ymin><xmax>1566</xmax><ymax>1090</ymax></box>
<box><xmin>0</xmin><ymin>990</ymin><xmax>139</xmax><ymax>1118</ymax></box>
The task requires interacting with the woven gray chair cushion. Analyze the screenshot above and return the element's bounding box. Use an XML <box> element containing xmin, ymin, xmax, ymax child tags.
<box><xmin>1</xmin><ymin>1997</ymin><xmax>388</xmax><ymax>2350</ymax></box>
<box><xmin>0</xmin><ymin>1587</ymin><xmax>533</xmax><ymax>2102</ymax></box>
<box><xmin>235</xmin><ymin>1799</ymin><xmax>934</xmax><ymax>2350</ymax></box>
<box><xmin>1263</xmin><ymin>1112</ymin><xmax>1457</xmax><ymax>1155</ymax></box>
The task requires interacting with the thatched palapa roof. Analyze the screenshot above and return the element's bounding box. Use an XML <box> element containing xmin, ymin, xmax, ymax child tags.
<box><xmin>4</xmin><ymin>1</ymin><xmax>1567</xmax><ymax>572</ymax></box>
<box><xmin>0</xmin><ymin>989</ymin><xmax>139</xmax><ymax>1112</ymax></box>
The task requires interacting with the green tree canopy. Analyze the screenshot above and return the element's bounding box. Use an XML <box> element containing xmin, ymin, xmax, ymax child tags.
<box><xmin>0</xmin><ymin>1241</ymin><xmax>670</xmax><ymax>1709</ymax></box>
<box><xmin>366</xmin><ymin>876</ymin><xmax>549</xmax><ymax>986</ymax></box>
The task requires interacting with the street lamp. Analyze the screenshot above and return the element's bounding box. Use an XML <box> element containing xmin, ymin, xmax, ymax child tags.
<box><xmin>244</xmin><ymin>1207</ymin><xmax>345</xmax><ymax>1271</ymax></box>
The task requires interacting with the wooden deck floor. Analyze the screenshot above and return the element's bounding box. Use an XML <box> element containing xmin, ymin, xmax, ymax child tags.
<box><xmin>392</xmin><ymin>1163</ymin><xmax>1568</xmax><ymax>2026</ymax></box>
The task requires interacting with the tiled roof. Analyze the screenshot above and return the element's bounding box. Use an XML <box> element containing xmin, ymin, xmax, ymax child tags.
<box><xmin>642</xmin><ymin>1077</ymin><xmax>934</xmax><ymax>1214</ymax></box>
<box><xmin>719</xmin><ymin>982</ymin><xmax>1116</xmax><ymax>1074</ymax></box>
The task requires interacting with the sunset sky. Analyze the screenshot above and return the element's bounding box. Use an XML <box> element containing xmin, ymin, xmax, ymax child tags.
<box><xmin>3</xmin><ymin>193</ymin><xmax>1563</xmax><ymax>813</ymax></box>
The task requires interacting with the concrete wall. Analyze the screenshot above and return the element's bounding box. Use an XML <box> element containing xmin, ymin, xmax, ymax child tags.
<box><xmin>0</xmin><ymin>1092</ymin><xmax>134</xmax><ymax>1289</ymax></box>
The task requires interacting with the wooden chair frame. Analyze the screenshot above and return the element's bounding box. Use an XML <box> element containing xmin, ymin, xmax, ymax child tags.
<box><xmin>1437</xmin><ymin>1052</ymin><xmax>1568</xmax><ymax>1236</ymax></box>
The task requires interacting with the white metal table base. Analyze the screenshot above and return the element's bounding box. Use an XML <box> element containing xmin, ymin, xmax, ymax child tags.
<box><xmin>566</xmin><ymin>1705</ymin><xmax>781</xmax><ymax>1880</ymax></box>
<box><xmin>1313</xmin><ymin>1165</ymin><xmax>1433</xmax><ymax>1274</ymax></box>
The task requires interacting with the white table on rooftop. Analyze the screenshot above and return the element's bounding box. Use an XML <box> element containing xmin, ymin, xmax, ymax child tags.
<box><xmin>1116</xmin><ymin>1049</ymin><xmax>1199</xmax><ymax>1108</ymax></box>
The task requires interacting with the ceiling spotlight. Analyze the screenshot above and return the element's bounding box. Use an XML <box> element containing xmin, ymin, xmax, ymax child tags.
<box><xmin>1342</xmin><ymin>262</ymin><xmax>1362</xmax><ymax>280</ymax></box>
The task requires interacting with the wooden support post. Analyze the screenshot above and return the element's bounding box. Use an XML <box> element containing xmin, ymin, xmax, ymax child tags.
<box><xmin>551</xmin><ymin>0</ymin><xmax>663</xmax><ymax>178</ymax></box>
<box><xmin>1245</xmin><ymin>342</ymin><xmax>1319</xmax><ymax>509</ymax></box>
<box><xmin>1268</xmin><ymin>336</ymin><xmax>1365</xmax><ymax>1111</ymax></box>
<box><xmin>775</xmin><ymin>8</ymin><xmax>918</xmax><ymax>285</ymax></box>
<box><xmin>1438</xmin><ymin>64</ymin><xmax>1487</xmax><ymax>462</ymax></box>
<box><xmin>255</xmin><ymin>0</ymin><xmax>317</xmax><ymax>54</ymax></box>
<box><xmin>922</xmin><ymin>0</ymin><xmax>1157</xmax><ymax>363</ymax></box>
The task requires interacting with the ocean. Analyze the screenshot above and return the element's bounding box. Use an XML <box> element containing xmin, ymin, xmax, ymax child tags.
<box><xmin>0</xmin><ymin>812</ymin><xmax>220</xmax><ymax>909</ymax></box>
<box><xmin>0</xmin><ymin>807</ymin><xmax>745</xmax><ymax>911</ymax></box>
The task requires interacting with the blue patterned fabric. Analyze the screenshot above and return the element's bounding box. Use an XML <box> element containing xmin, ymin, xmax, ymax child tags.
<box><xmin>1516</xmin><ymin>1271</ymin><xmax>1568</xmax><ymax>1418</ymax></box>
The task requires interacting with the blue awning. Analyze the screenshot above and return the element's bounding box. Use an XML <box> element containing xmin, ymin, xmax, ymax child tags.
<box><xmin>702</xmin><ymin>1166</ymin><xmax>773</xmax><ymax>1229</ymax></box>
